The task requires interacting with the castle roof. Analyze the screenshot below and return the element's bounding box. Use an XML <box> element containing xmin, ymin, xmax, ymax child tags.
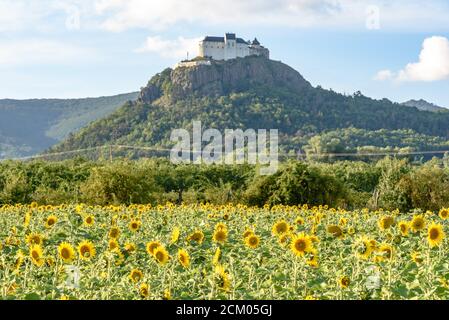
<box><xmin>203</xmin><ymin>36</ymin><xmax>250</xmax><ymax>44</ymax></box>
<box><xmin>252</xmin><ymin>38</ymin><xmax>260</xmax><ymax>45</ymax></box>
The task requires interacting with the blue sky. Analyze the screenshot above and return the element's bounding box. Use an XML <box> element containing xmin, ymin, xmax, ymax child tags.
<box><xmin>1</xmin><ymin>0</ymin><xmax>449</xmax><ymax>107</ymax></box>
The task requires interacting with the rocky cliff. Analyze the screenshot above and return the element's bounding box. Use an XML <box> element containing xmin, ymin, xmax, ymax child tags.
<box><xmin>138</xmin><ymin>56</ymin><xmax>312</xmax><ymax>103</ymax></box>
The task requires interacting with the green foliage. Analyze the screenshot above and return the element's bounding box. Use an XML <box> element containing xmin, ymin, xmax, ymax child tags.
<box><xmin>303</xmin><ymin>128</ymin><xmax>449</xmax><ymax>160</ymax></box>
<box><xmin>79</xmin><ymin>161</ymin><xmax>160</xmax><ymax>205</ymax></box>
<box><xmin>51</xmin><ymin>58</ymin><xmax>449</xmax><ymax>158</ymax></box>
<box><xmin>0</xmin><ymin>92</ymin><xmax>138</xmax><ymax>159</ymax></box>
<box><xmin>396</xmin><ymin>162</ymin><xmax>449</xmax><ymax>212</ymax></box>
<box><xmin>2</xmin><ymin>157</ymin><xmax>449</xmax><ymax>211</ymax></box>
<box><xmin>245</xmin><ymin>161</ymin><xmax>348</xmax><ymax>208</ymax></box>
<box><xmin>373</xmin><ymin>157</ymin><xmax>412</xmax><ymax>211</ymax></box>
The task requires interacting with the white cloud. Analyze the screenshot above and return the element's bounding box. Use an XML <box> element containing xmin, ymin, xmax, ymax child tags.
<box><xmin>92</xmin><ymin>0</ymin><xmax>449</xmax><ymax>32</ymax></box>
<box><xmin>0</xmin><ymin>0</ymin><xmax>44</xmax><ymax>31</ymax></box>
<box><xmin>0</xmin><ymin>40</ymin><xmax>95</xmax><ymax>67</ymax></box>
<box><xmin>374</xmin><ymin>69</ymin><xmax>394</xmax><ymax>81</ymax></box>
<box><xmin>135</xmin><ymin>36</ymin><xmax>202</xmax><ymax>59</ymax></box>
<box><xmin>2</xmin><ymin>0</ymin><xmax>449</xmax><ymax>33</ymax></box>
<box><xmin>375</xmin><ymin>36</ymin><xmax>449</xmax><ymax>83</ymax></box>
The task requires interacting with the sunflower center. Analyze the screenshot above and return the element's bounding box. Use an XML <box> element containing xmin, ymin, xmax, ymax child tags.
<box><xmin>156</xmin><ymin>251</ymin><xmax>164</xmax><ymax>261</ymax></box>
<box><xmin>295</xmin><ymin>239</ymin><xmax>306</xmax><ymax>252</ymax></box>
<box><xmin>430</xmin><ymin>228</ymin><xmax>440</xmax><ymax>240</ymax></box>
<box><xmin>32</xmin><ymin>250</ymin><xmax>40</xmax><ymax>260</ymax></box>
<box><xmin>81</xmin><ymin>246</ymin><xmax>90</xmax><ymax>257</ymax></box>
<box><xmin>61</xmin><ymin>248</ymin><xmax>70</xmax><ymax>259</ymax></box>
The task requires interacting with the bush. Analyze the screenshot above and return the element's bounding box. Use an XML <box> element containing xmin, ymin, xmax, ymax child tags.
<box><xmin>80</xmin><ymin>161</ymin><xmax>159</xmax><ymax>205</ymax></box>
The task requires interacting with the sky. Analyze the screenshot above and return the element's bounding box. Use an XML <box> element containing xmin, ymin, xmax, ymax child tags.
<box><xmin>1</xmin><ymin>0</ymin><xmax>449</xmax><ymax>107</ymax></box>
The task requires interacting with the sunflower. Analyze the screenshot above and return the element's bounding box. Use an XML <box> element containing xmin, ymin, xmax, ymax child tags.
<box><xmin>78</xmin><ymin>240</ymin><xmax>96</xmax><ymax>261</ymax></box>
<box><xmin>411</xmin><ymin>251</ymin><xmax>423</xmax><ymax>264</ymax></box>
<box><xmin>124</xmin><ymin>242</ymin><xmax>136</xmax><ymax>253</ymax></box>
<box><xmin>338</xmin><ymin>276</ymin><xmax>350</xmax><ymax>289</ymax></box>
<box><xmin>26</xmin><ymin>233</ymin><xmax>43</xmax><ymax>246</ymax></box>
<box><xmin>439</xmin><ymin>208</ymin><xmax>449</xmax><ymax>220</ymax></box>
<box><xmin>212</xmin><ymin>247</ymin><xmax>221</xmax><ymax>266</ymax></box>
<box><xmin>278</xmin><ymin>233</ymin><xmax>291</xmax><ymax>246</ymax></box>
<box><xmin>290</xmin><ymin>233</ymin><xmax>313</xmax><ymax>257</ymax></box>
<box><xmin>188</xmin><ymin>230</ymin><xmax>205</xmax><ymax>244</ymax></box>
<box><xmin>214</xmin><ymin>223</ymin><xmax>227</xmax><ymax>232</ymax></box>
<box><xmin>109</xmin><ymin>227</ymin><xmax>121</xmax><ymax>239</ymax></box>
<box><xmin>245</xmin><ymin>234</ymin><xmax>260</xmax><ymax>249</ymax></box>
<box><xmin>45</xmin><ymin>215</ymin><xmax>57</xmax><ymax>229</ymax></box>
<box><xmin>398</xmin><ymin>221</ymin><xmax>409</xmax><ymax>236</ymax></box>
<box><xmin>377</xmin><ymin>244</ymin><xmax>393</xmax><ymax>262</ymax></box>
<box><xmin>29</xmin><ymin>244</ymin><xmax>44</xmax><ymax>267</ymax></box>
<box><xmin>46</xmin><ymin>257</ymin><xmax>55</xmax><ymax>267</ymax></box>
<box><xmin>327</xmin><ymin>225</ymin><xmax>343</xmax><ymax>238</ymax></box>
<box><xmin>354</xmin><ymin>237</ymin><xmax>375</xmax><ymax>260</ymax></box>
<box><xmin>83</xmin><ymin>215</ymin><xmax>94</xmax><ymax>227</ymax></box>
<box><xmin>128</xmin><ymin>220</ymin><xmax>141</xmax><ymax>232</ymax></box>
<box><xmin>24</xmin><ymin>211</ymin><xmax>31</xmax><ymax>227</ymax></box>
<box><xmin>215</xmin><ymin>265</ymin><xmax>231</xmax><ymax>292</ymax></box>
<box><xmin>410</xmin><ymin>215</ymin><xmax>426</xmax><ymax>233</ymax></box>
<box><xmin>427</xmin><ymin>223</ymin><xmax>445</xmax><ymax>247</ymax></box>
<box><xmin>242</xmin><ymin>228</ymin><xmax>254</xmax><ymax>239</ymax></box>
<box><xmin>295</xmin><ymin>217</ymin><xmax>305</xmax><ymax>226</ymax></box>
<box><xmin>177</xmin><ymin>249</ymin><xmax>190</xmax><ymax>268</ymax></box>
<box><xmin>213</xmin><ymin>229</ymin><xmax>228</xmax><ymax>244</ymax></box>
<box><xmin>378</xmin><ymin>216</ymin><xmax>395</xmax><ymax>231</ymax></box>
<box><xmin>129</xmin><ymin>269</ymin><xmax>144</xmax><ymax>283</ymax></box>
<box><xmin>146</xmin><ymin>241</ymin><xmax>162</xmax><ymax>256</ymax></box>
<box><xmin>108</xmin><ymin>238</ymin><xmax>119</xmax><ymax>251</ymax></box>
<box><xmin>58</xmin><ymin>243</ymin><xmax>75</xmax><ymax>263</ymax></box>
<box><xmin>170</xmin><ymin>227</ymin><xmax>180</xmax><ymax>244</ymax></box>
<box><xmin>272</xmin><ymin>220</ymin><xmax>289</xmax><ymax>236</ymax></box>
<box><xmin>153</xmin><ymin>246</ymin><xmax>170</xmax><ymax>265</ymax></box>
<box><xmin>306</xmin><ymin>249</ymin><xmax>319</xmax><ymax>268</ymax></box>
<box><xmin>139</xmin><ymin>283</ymin><xmax>149</xmax><ymax>298</ymax></box>
<box><xmin>15</xmin><ymin>250</ymin><xmax>25</xmax><ymax>271</ymax></box>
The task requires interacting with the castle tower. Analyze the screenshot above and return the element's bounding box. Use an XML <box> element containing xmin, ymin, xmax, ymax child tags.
<box><xmin>224</xmin><ymin>33</ymin><xmax>237</xmax><ymax>60</ymax></box>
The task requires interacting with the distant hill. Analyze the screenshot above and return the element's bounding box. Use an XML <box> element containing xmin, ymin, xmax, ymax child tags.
<box><xmin>0</xmin><ymin>92</ymin><xmax>139</xmax><ymax>159</ymax></box>
<box><xmin>401</xmin><ymin>99</ymin><xmax>448</xmax><ymax>112</ymax></box>
<box><xmin>51</xmin><ymin>56</ymin><xmax>449</xmax><ymax>157</ymax></box>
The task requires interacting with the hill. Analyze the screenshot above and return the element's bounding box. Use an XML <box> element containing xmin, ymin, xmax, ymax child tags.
<box><xmin>51</xmin><ymin>56</ymin><xmax>449</xmax><ymax>156</ymax></box>
<box><xmin>0</xmin><ymin>92</ymin><xmax>138</xmax><ymax>159</ymax></box>
<box><xmin>401</xmin><ymin>99</ymin><xmax>448</xmax><ymax>112</ymax></box>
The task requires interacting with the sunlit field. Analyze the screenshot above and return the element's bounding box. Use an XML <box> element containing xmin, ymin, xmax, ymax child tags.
<box><xmin>1</xmin><ymin>202</ymin><xmax>448</xmax><ymax>300</ymax></box>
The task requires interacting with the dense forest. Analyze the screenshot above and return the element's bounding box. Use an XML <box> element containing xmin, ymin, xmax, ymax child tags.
<box><xmin>0</xmin><ymin>92</ymin><xmax>138</xmax><ymax>159</ymax></box>
<box><xmin>2</xmin><ymin>156</ymin><xmax>449</xmax><ymax>212</ymax></box>
<box><xmin>52</xmin><ymin>57</ymin><xmax>449</xmax><ymax>158</ymax></box>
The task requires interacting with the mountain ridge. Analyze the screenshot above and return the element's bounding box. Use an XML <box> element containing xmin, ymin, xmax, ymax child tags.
<box><xmin>48</xmin><ymin>56</ymin><xmax>449</xmax><ymax>155</ymax></box>
<box><xmin>401</xmin><ymin>99</ymin><xmax>448</xmax><ymax>112</ymax></box>
<box><xmin>0</xmin><ymin>92</ymin><xmax>139</xmax><ymax>159</ymax></box>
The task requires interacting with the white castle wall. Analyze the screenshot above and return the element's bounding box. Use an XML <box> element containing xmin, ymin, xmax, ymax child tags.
<box><xmin>199</xmin><ymin>34</ymin><xmax>269</xmax><ymax>61</ymax></box>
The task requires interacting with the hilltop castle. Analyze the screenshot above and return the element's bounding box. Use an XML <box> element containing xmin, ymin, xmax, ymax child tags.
<box><xmin>199</xmin><ymin>33</ymin><xmax>269</xmax><ymax>61</ymax></box>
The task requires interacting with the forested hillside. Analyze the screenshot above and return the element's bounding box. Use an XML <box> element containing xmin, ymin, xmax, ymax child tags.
<box><xmin>0</xmin><ymin>92</ymin><xmax>138</xmax><ymax>159</ymax></box>
<box><xmin>52</xmin><ymin>56</ymin><xmax>449</xmax><ymax>156</ymax></box>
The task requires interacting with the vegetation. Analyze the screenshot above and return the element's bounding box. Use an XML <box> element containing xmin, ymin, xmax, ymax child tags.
<box><xmin>2</xmin><ymin>157</ymin><xmax>449</xmax><ymax>213</ymax></box>
<box><xmin>2</xmin><ymin>202</ymin><xmax>449</xmax><ymax>300</ymax></box>
<box><xmin>0</xmin><ymin>92</ymin><xmax>138</xmax><ymax>159</ymax></box>
<box><xmin>52</xmin><ymin>58</ymin><xmax>449</xmax><ymax>156</ymax></box>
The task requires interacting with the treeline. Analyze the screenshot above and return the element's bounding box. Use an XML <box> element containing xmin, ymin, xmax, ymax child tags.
<box><xmin>301</xmin><ymin>127</ymin><xmax>449</xmax><ymax>156</ymax></box>
<box><xmin>2</xmin><ymin>157</ymin><xmax>449</xmax><ymax>212</ymax></box>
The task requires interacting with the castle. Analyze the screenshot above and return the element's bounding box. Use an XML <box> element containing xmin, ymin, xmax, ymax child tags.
<box><xmin>199</xmin><ymin>33</ymin><xmax>269</xmax><ymax>61</ymax></box>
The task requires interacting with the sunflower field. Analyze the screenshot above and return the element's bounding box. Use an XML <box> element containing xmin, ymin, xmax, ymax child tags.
<box><xmin>1</xmin><ymin>202</ymin><xmax>449</xmax><ymax>300</ymax></box>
